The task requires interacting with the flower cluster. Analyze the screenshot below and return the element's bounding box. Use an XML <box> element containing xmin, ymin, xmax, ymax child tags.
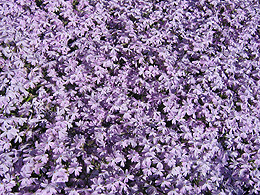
<box><xmin>0</xmin><ymin>0</ymin><xmax>260</xmax><ymax>194</ymax></box>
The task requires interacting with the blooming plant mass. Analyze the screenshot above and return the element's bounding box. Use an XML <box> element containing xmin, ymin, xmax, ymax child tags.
<box><xmin>0</xmin><ymin>0</ymin><xmax>260</xmax><ymax>194</ymax></box>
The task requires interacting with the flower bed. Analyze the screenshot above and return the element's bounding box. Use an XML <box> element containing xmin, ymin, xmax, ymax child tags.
<box><xmin>0</xmin><ymin>0</ymin><xmax>260</xmax><ymax>194</ymax></box>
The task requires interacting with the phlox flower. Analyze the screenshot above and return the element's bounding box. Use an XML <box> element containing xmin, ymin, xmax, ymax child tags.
<box><xmin>51</xmin><ymin>168</ymin><xmax>69</xmax><ymax>183</ymax></box>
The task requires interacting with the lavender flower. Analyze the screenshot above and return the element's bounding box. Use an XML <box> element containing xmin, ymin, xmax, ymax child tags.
<box><xmin>0</xmin><ymin>0</ymin><xmax>259</xmax><ymax>194</ymax></box>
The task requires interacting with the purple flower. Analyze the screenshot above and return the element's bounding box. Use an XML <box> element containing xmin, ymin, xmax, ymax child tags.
<box><xmin>127</xmin><ymin>150</ymin><xmax>140</xmax><ymax>163</ymax></box>
<box><xmin>91</xmin><ymin>177</ymin><xmax>104</xmax><ymax>192</ymax></box>
<box><xmin>51</xmin><ymin>168</ymin><xmax>69</xmax><ymax>183</ymax></box>
<box><xmin>121</xmin><ymin>170</ymin><xmax>134</xmax><ymax>183</ymax></box>
<box><xmin>68</xmin><ymin>161</ymin><xmax>82</xmax><ymax>177</ymax></box>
